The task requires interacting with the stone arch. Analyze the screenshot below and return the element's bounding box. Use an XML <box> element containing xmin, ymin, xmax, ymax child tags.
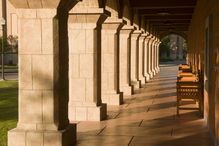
<box><xmin>133</xmin><ymin>10</ymin><xmax>140</xmax><ymax>30</ymax></box>
<box><xmin>145</xmin><ymin>21</ymin><xmax>150</xmax><ymax>32</ymax></box>
<box><xmin>8</xmin><ymin>0</ymin><xmax>78</xmax><ymax>10</ymax></box>
<box><xmin>159</xmin><ymin>31</ymin><xmax>188</xmax><ymax>41</ymax></box>
<box><xmin>98</xmin><ymin>0</ymin><xmax>106</xmax><ymax>8</ymax></box>
<box><xmin>121</xmin><ymin>0</ymin><xmax>132</xmax><ymax>25</ymax></box>
<box><xmin>140</xmin><ymin>17</ymin><xmax>147</xmax><ymax>32</ymax></box>
<box><xmin>159</xmin><ymin>32</ymin><xmax>188</xmax><ymax>62</ymax></box>
<box><xmin>105</xmin><ymin>0</ymin><xmax>120</xmax><ymax>18</ymax></box>
<box><xmin>72</xmin><ymin>0</ymin><xmax>100</xmax><ymax>9</ymax></box>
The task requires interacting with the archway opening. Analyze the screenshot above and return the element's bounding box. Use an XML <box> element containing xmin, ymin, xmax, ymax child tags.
<box><xmin>159</xmin><ymin>34</ymin><xmax>187</xmax><ymax>64</ymax></box>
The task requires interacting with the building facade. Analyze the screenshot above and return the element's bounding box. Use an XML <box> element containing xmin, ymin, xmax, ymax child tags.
<box><xmin>3</xmin><ymin>0</ymin><xmax>219</xmax><ymax>146</ymax></box>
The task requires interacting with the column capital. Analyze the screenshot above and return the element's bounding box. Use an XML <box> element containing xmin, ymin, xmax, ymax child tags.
<box><xmin>150</xmin><ymin>37</ymin><xmax>157</xmax><ymax>44</ymax></box>
<box><xmin>145</xmin><ymin>34</ymin><xmax>153</xmax><ymax>40</ymax></box>
<box><xmin>133</xmin><ymin>30</ymin><xmax>143</xmax><ymax>34</ymax></box>
<box><xmin>102</xmin><ymin>18</ymin><xmax>125</xmax><ymax>31</ymax></box>
<box><xmin>70</xmin><ymin>7</ymin><xmax>109</xmax><ymax>13</ymax></box>
<box><xmin>104</xmin><ymin>18</ymin><xmax>125</xmax><ymax>24</ymax></box>
<box><xmin>121</xmin><ymin>25</ymin><xmax>135</xmax><ymax>30</ymax></box>
<box><xmin>16</xmin><ymin>9</ymin><xmax>57</xmax><ymax>19</ymax></box>
<box><xmin>68</xmin><ymin>9</ymin><xmax>109</xmax><ymax>29</ymax></box>
<box><xmin>147</xmin><ymin>37</ymin><xmax>155</xmax><ymax>45</ymax></box>
<box><xmin>155</xmin><ymin>40</ymin><xmax>160</xmax><ymax>45</ymax></box>
<box><xmin>10</xmin><ymin>0</ymin><xmax>80</xmax><ymax>9</ymax></box>
<box><xmin>141</xmin><ymin>33</ymin><xmax>148</xmax><ymax>37</ymax></box>
<box><xmin>139</xmin><ymin>33</ymin><xmax>148</xmax><ymax>41</ymax></box>
<box><xmin>131</xmin><ymin>30</ymin><xmax>142</xmax><ymax>38</ymax></box>
<box><xmin>120</xmin><ymin>25</ymin><xmax>135</xmax><ymax>34</ymax></box>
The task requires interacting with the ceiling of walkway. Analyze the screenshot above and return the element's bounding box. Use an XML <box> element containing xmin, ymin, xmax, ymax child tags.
<box><xmin>130</xmin><ymin>0</ymin><xmax>197</xmax><ymax>36</ymax></box>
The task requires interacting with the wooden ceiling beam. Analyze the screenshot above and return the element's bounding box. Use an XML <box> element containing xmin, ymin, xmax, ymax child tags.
<box><xmin>144</xmin><ymin>15</ymin><xmax>192</xmax><ymax>20</ymax></box>
<box><xmin>130</xmin><ymin>0</ymin><xmax>196</xmax><ymax>9</ymax></box>
<box><xmin>134</xmin><ymin>6</ymin><xmax>195</xmax><ymax>9</ymax></box>
<box><xmin>129</xmin><ymin>0</ymin><xmax>197</xmax><ymax>35</ymax></box>
<box><xmin>139</xmin><ymin>8</ymin><xmax>194</xmax><ymax>15</ymax></box>
<box><xmin>156</xmin><ymin>27</ymin><xmax>189</xmax><ymax>30</ymax></box>
<box><xmin>148</xmin><ymin>20</ymin><xmax>191</xmax><ymax>23</ymax></box>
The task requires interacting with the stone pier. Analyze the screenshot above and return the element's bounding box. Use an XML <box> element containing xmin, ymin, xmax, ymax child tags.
<box><xmin>68</xmin><ymin>2</ymin><xmax>108</xmax><ymax>121</ymax></box>
<box><xmin>8</xmin><ymin>1</ymin><xmax>78</xmax><ymax>145</ymax></box>
<box><xmin>101</xmin><ymin>18</ymin><xmax>124</xmax><ymax>105</ymax></box>
<box><xmin>119</xmin><ymin>25</ymin><xmax>134</xmax><ymax>96</ymax></box>
<box><xmin>144</xmin><ymin>35</ymin><xmax>151</xmax><ymax>81</ymax></box>
<box><xmin>138</xmin><ymin>33</ymin><xmax>147</xmax><ymax>86</ymax></box>
<box><xmin>130</xmin><ymin>30</ymin><xmax>142</xmax><ymax>89</ymax></box>
<box><xmin>148</xmin><ymin>36</ymin><xmax>154</xmax><ymax>78</ymax></box>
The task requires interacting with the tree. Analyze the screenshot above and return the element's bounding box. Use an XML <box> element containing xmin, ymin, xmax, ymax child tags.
<box><xmin>159</xmin><ymin>37</ymin><xmax>170</xmax><ymax>58</ymax></box>
<box><xmin>0</xmin><ymin>35</ymin><xmax>18</xmax><ymax>53</ymax></box>
<box><xmin>7</xmin><ymin>35</ymin><xmax>18</xmax><ymax>53</ymax></box>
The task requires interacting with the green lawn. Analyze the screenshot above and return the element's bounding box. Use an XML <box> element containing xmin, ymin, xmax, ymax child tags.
<box><xmin>0</xmin><ymin>80</ymin><xmax>18</xmax><ymax>146</ymax></box>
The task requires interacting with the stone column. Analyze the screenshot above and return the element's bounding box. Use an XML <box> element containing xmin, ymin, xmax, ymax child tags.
<box><xmin>155</xmin><ymin>40</ymin><xmax>160</xmax><ymax>73</ymax></box>
<box><xmin>101</xmin><ymin>18</ymin><xmax>124</xmax><ymax>105</ymax></box>
<box><xmin>148</xmin><ymin>36</ymin><xmax>154</xmax><ymax>78</ymax></box>
<box><xmin>8</xmin><ymin>8</ymin><xmax>76</xmax><ymax>146</ymax></box>
<box><xmin>138</xmin><ymin>34</ymin><xmax>147</xmax><ymax>87</ymax></box>
<box><xmin>130</xmin><ymin>30</ymin><xmax>141</xmax><ymax>89</ymax></box>
<box><xmin>151</xmin><ymin>39</ymin><xmax>156</xmax><ymax>76</ymax></box>
<box><xmin>119</xmin><ymin>25</ymin><xmax>134</xmax><ymax>96</ymax></box>
<box><xmin>154</xmin><ymin>40</ymin><xmax>158</xmax><ymax>74</ymax></box>
<box><xmin>144</xmin><ymin>36</ymin><xmax>151</xmax><ymax>81</ymax></box>
<box><xmin>68</xmin><ymin>8</ymin><xmax>108</xmax><ymax>121</ymax></box>
<box><xmin>158</xmin><ymin>41</ymin><xmax>161</xmax><ymax>72</ymax></box>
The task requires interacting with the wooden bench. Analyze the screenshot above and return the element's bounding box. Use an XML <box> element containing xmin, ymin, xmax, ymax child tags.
<box><xmin>176</xmin><ymin>65</ymin><xmax>203</xmax><ymax>116</ymax></box>
<box><xmin>178</xmin><ymin>64</ymin><xmax>192</xmax><ymax>73</ymax></box>
<box><xmin>176</xmin><ymin>80</ymin><xmax>202</xmax><ymax>115</ymax></box>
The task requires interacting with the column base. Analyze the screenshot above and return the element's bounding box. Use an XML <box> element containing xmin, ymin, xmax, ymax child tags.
<box><xmin>69</xmin><ymin>104</ymin><xmax>107</xmax><ymax>121</ymax></box>
<box><xmin>131</xmin><ymin>80</ymin><xmax>141</xmax><ymax>89</ymax></box>
<box><xmin>149</xmin><ymin>71</ymin><xmax>154</xmax><ymax>78</ymax></box>
<box><xmin>144</xmin><ymin>74</ymin><xmax>151</xmax><ymax>82</ymax></box>
<box><xmin>155</xmin><ymin>67</ymin><xmax>159</xmax><ymax>74</ymax></box>
<box><xmin>152</xmin><ymin>69</ymin><xmax>156</xmax><ymax>76</ymax></box>
<box><xmin>139</xmin><ymin>77</ymin><xmax>146</xmax><ymax>87</ymax></box>
<box><xmin>8</xmin><ymin>124</ymin><xmax>76</xmax><ymax>146</ymax></box>
<box><xmin>120</xmin><ymin>85</ymin><xmax>133</xmax><ymax>96</ymax></box>
<box><xmin>102</xmin><ymin>93</ymin><xmax>123</xmax><ymax>105</ymax></box>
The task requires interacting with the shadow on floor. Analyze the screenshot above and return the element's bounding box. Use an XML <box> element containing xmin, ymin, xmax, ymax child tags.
<box><xmin>74</xmin><ymin>64</ymin><xmax>213</xmax><ymax>146</ymax></box>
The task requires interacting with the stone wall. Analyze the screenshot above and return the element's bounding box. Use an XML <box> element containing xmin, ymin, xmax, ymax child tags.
<box><xmin>187</xmin><ymin>0</ymin><xmax>219</xmax><ymax>144</ymax></box>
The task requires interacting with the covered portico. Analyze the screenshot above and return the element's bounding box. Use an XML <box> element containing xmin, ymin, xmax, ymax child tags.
<box><xmin>6</xmin><ymin>0</ymin><xmax>219</xmax><ymax>145</ymax></box>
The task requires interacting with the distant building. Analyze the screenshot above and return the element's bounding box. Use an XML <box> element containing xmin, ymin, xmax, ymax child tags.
<box><xmin>169</xmin><ymin>34</ymin><xmax>185</xmax><ymax>60</ymax></box>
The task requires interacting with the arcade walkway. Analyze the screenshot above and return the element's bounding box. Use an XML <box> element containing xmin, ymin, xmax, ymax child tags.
<box><xmin>75</xmin><ymin>63</ymin><xmax>213</xmax><ymax>146</ymax></box>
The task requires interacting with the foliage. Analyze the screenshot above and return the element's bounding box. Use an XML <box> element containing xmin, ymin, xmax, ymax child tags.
<box><xmin>0</xmin><ymin>80</ymin><xmax>18</xmax><ymax>146</ymax></box>
<box><xmin>0</xmin><ymin>35</ymin><xmax>18</xmax><ymax>53</ymax></box>
<box><xmin>7</xmin><ymin>35</ymin><xmax>18</xmax><ymax>53</ymax></box>
<box><xmin>159</xmin><ymin>37</ymin><xmax>170</xmax><ymax>57</ymax></box>
<box><xmin>160</xmin><ymin>58</ymin><xmax>174</xmax><ymax>62</ymax></box>
<box><xmin>182</xmin><ymin>40</ymin><xmax>188</xmax><ymax>59</ymax></box>
<box><xmin>0</xmin><ymin>37</ymin><xmax>8</xmax><ymax>53</ymax></box>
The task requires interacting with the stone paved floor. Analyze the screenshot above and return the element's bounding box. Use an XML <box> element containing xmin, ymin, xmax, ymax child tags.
<box><xmin>75</xmin><ymin>64</ymin><xmax>214</xmax><ymax>146</ymax></box>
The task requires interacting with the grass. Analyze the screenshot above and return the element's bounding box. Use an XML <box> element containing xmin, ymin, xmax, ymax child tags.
<box><xmin>0</xmin><ymin>80</ymin><xmax>18</xmax><ymax>146</ymax></box>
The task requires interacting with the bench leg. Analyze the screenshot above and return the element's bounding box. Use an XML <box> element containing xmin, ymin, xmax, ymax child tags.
<box><xmin>177</xmin><ymin>97</ymin><xmax>180</xmax><ymax>116</ymax></box>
